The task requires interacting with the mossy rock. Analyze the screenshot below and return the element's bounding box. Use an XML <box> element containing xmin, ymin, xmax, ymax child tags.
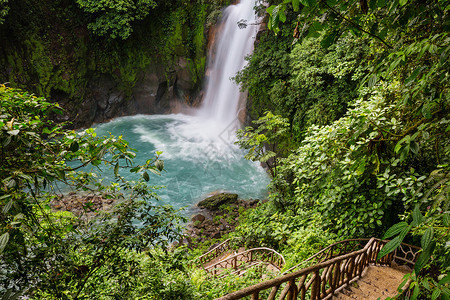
<box><xmin>197</xmin><ymin>192</ymin><xmax>238</xmax><ymax>210</ymax></box>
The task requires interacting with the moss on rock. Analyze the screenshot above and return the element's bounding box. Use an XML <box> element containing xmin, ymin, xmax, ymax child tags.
<box><xmin>197</xmin><ymin>192</ymin><xmax>238</xmax><ymax>210</ymax></box>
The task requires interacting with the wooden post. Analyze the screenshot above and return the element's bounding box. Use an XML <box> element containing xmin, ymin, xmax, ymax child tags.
<box><xmin>310</xmin><ymin>271</ymin><xmax>320</xmax><ymax>300</ymax></box>
<box><xmin>347</xmin><ymin>258</ymin><xmax>354</xmax><ymax>283</ymax></box>
<box><xmin>331</xmin><ymin>261</ymin><xmax>339</xmax><ymax>294</ymax></box>
<box><xmin>287</xmin><ymin>278</ymin><xmax>297</xmax><ymax>300</ymax></box>
<box><xmin>268</xmin><ymin>285</ymin><xmax>280</xmax><ymax>300</ymax></box>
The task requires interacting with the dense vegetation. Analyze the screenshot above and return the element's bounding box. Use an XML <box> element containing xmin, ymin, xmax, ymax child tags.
<box><xmin>0</xmin><ymin>0</ymin><xmax>449</xmax><ymax>299</ymax></box>
<box><xmin>235</xmin><ymin>0</ymin><xmax>449</xmax><ymax>298</ymax></box>
<box><xmin>0</xmin><ymin>85</ymin><xmax>193</xmax><ymax>298</ymax></box>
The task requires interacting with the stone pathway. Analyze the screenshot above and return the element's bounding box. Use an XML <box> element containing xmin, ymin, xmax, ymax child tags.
<box><xmin>334</xmin><ymin>265</ymin><xmax>410</xmax><ymax>300</ymax></box>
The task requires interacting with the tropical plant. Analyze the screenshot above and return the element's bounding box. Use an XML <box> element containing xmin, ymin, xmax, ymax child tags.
<box><xmin>378</xmin><ymin>166</ymin><xmax>449</xmax><ymax>300</ymax></box>
<box><xmin>75</xmin><ymin>0</ymin><xmax>158</xmax><ymax>39</ymax></box>
<box><xmin>0</xmin><ymin>85</ymin><xmax>184</xmax><ymax>298</ymax></box>
<box><xmin>236</xmin><ymin>111</ymin><xmax>291</xmax><ymax>177</ymax></box>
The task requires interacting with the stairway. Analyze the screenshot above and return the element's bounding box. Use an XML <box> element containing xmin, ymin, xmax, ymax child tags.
<box><xmin>333</xmin><ymin>265</ymin><xmax>410</xmax><ymax>300</ymax></box>
<box><xmin>198</xmin><ymin>240</ymin><xmax>285</xmax><ymax>277</ymax></box>
<box><xmin>215</xmin><ymin>238</ymin><xmax>421</xmax><ymax>300</ymax></box>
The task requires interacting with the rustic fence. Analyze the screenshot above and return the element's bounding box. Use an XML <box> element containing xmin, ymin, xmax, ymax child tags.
<box><xmin>205</xmin><ymin>247</ymin><xmax>286</xmax><ymax>276</ymax></box>
<box><xmin>198</xmin><ymin>239</ymin><xmax>233</xmax><ymax>266</ymax></box>
<box><xmin>216</xmin><ymin>238</ymin><xmax>421</xmax><ymax>300</ymax></box>
<box><xmin>282</xmin><ymin>238</ymin><xmax>371</xmax><ymax>275</ymax></box>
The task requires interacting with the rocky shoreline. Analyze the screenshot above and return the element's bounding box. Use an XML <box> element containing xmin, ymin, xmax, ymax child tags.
<box><xmin>183</xmin><ymin>192</ymin><xmax>263</xmax><ymax>247</ymax></box>
<box><xmin>51</xmin><ymin>191</ymin><xmax>264</xmax><ymax>248</ymax></box>
<box><xmin>50</xmin><ymin>192</ymin><xmax>116</xmax><ymax>219</ymax></box>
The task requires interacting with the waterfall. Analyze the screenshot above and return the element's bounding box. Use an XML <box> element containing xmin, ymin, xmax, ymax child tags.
<box><xmin>80</xmin><ymin>1</ymin><xmax>269</xmax><ymax>209</ymax></box>
<box><xmin>196</xmin><ymin>0</ymin><xmax>261</xmax><ymax>141</ymax></box>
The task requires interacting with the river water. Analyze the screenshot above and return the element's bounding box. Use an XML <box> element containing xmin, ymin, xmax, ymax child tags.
<box><xmin>91</xmin><ymin>114</ymin><xmax>269</xmax><ymax>214</ymax></box>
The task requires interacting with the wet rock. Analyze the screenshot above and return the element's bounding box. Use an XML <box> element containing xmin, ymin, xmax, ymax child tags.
<box><xmin>197</xmin><ymin>192</ymin><xmax>238</xmax><ymax>210</ymax></box>
<box><xmin>191</xmin><ymin>213</ymin><xmax>206</xmax><ymax>224</ymax></box>
<box><xmin>248</xmin><ymin>199</ymin><xmax>260</xmax><ymax>207</ymax></box>
<box><xmin>185</xmin><ymin>194</ymin><xmax>266</xmax><ymax>249</ymax></box>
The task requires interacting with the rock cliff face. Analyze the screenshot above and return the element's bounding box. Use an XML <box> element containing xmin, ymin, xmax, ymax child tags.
<box><xmin>58</xmin><ymin>58</ymin><xmax>202</xmax><ymax>128</ymax></box>
<box><xmin>0</xmin><ymin>0</ymin><xmax>219</xmax><ymax>128</ymax></box>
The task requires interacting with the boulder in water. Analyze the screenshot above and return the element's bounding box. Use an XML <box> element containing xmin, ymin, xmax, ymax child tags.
<box><xmin>197</xmin><ymin>192</ymin><xmax>238</xmax><ymax>210</ymax></box>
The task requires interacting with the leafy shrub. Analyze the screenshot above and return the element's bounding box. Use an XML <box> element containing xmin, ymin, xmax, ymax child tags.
<box><xmin>0</xmin><ymin>85</ymin><xmax>185</xmax><ymax>298</ymax></box>
<box><xmin>76</xmin><ymin>0</ymin><xmax>157</xmax><ymax>39</ymax></box>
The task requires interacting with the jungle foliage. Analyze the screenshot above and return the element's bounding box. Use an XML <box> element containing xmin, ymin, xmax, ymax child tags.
<box><xmin>0</xmin><ymin>0</ymin><xmax>449</xmax><ymax>298</ymax></box>
<box><xmin>0</xmin><ymin>85</ymin><xmax>191</xmax><ymax>298</ymax></box>
<box><xmin>236</xmin><ymin>0</ymin><xmax>449</xmax><ymax>298</ymax></box>
<box><xmin>75</xmin><ymin>0</ymin><xmax>158</xmax><ymax>39</ymax></box>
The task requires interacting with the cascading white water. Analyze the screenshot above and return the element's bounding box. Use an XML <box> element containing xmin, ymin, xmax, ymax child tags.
<box><xmin>79</xmin><ymin>0</ymin><xmax>269</xmax><ymax>212</ymax></box>
<box><xmin>196</xmin><ymin>0</ymin><xmax>261</xmax><ymax>138</ymax></box>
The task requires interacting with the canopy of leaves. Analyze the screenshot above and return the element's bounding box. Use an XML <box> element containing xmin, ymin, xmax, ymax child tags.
<box><xmin>266</xmin><ymin>0</ymin><xmax>449</xmax><ymax>119</ymax></box>
<box><xmin>76</xmin><ymin>0</ymin><xmax>158</xmax><ymax>39</ymax></box>
<box><xmin>235</xmin><ymin>24</ymin><xmax>370</xmax><ymax>144</ymax></box>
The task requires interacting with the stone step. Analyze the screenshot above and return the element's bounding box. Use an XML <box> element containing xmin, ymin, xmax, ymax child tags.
<box><xmin>333</xmin><ymin>265</ymin><xmax>410</xmax><ymax>300</ymax></box>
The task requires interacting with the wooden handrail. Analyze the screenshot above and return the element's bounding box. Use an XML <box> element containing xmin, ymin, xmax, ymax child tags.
<box><xmin>283</xmin><ymin>239</ymin><xmax>370</xmax><ymax>274</ymax></box>
<box><xmin>216</xmin><ymin>238</ymin><xmax>421</xmax><ymax>300</ymax></box>
<box><xmin>198</xmin><ymin>239</ymin><xmax>233</xmax><ymax>265</ymax></box>
<box><xmin>205</xmin><ymin>247</ymin><xmax>286</xmax><ymax>275</ymax></box>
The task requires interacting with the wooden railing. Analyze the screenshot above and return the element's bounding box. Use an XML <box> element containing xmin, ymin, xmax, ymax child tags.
<box><xmin>205</xmin><ymin>247</ymin><xmax>286</xmax><ymax>276</ymax></box>
<box><xmin>283</xmin><ymin>239</ymin><xmax>370</xmax><ymax>274</ymax></box>
<box><xmin>216</xmin><ymin>238</ymin><xmax>421</xmax><ymax>300</ymax></box>
<box><xmin>198</xmin><ymin>239</ymin><xmax>233</xmax><ymax>266</ymax></box>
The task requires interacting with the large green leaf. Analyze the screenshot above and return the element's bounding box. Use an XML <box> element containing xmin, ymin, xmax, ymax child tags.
<box><xmin>279</xmin><ymin>10</ymin><xmax>287</xmax><ymax>23</ymax></box>
<box><xmin>439</xmin><ymin>273</ymin><xmax>450</xmax><ymax>285</ymax></box>
<box><xmin>431</xmin><ymin>288</ymin><xmax>441</xmax><ymax>300</ymax></box>
<box><xmin>443</xmin><ymin>213</ymin><xmax>449</xmax><ymax>227</ymax></box>
<box><xmin>271</xmin><ymin>5</ymin><xmax>280</xmax><ymax>32</ymax></box>
<box><xmin>412</xmin><ymin>284</ymin><xmax>420</xmax><ymax>299</ymax></box>
<box><xmin>421</xmin><ymin>227</ymin><xmax>434</xmax><ymax>250</ymax></box>
<box><xmin>377</xmin><ymin>235</ymin><xmax>402</xmax><ymax>259</ymax></box>
<box><xmin>411</xmin><ymin>204</ymin><xmax>423</xmax><ymax>227</ymax></box>
<box><xmin>382</xmin><ymin>222</ymin><xmax>409</xmax><ymax>239</ymax></box>
<box><xmin>414</xmin><ymin>241</ymin><xmax>435</xmax><ymax>274</ymax></box>
<box><xmin>266</xmin><ymin>5</ymin><xmax>276</xmax><ymax>14</ymax></box>
<box><xmin>0</xmin><ymin>232</ymin><xmax>9</xmax><ymax>254</ymax></box>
